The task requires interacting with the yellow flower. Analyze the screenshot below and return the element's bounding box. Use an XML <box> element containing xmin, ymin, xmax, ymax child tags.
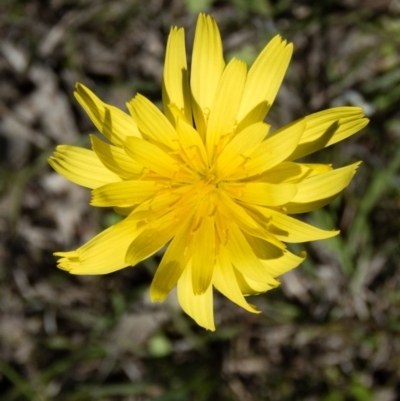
<box><xmin>49</xmin><ymin>14</ymin><xmax>368</xmax><ymax>330</ymax></box>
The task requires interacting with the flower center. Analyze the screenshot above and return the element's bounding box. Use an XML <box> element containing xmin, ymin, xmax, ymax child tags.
<box><xmin>196</xmin><ymin>173</ymin><xmax>217</xmax><ymax>195</ymax></box>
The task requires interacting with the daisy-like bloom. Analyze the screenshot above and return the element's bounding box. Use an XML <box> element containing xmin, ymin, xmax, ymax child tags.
<box><xmin>49</xmin><ymin>14</ymin><xmax>368</xmax><ymax>330</ymax></box>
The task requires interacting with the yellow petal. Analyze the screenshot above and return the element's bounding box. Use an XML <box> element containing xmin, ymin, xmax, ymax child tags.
<box><xmin>125</xmin><ymin>212</ymin><xmax>184</xmax><ymax>267</ymax></box>
<box><xmin>235</xmin><ymin>101</ymin><xmax>269</xmax><ymax>134</ymax></box>
<box><xmin>262</xmin><ymin>162</ymin><xmax>332</xmax><ymax>184</ymax></box>
<box><xmin>54</xmin><ymin>217</ymin><xmax>142</xmax><ymax>274</ymax></box>
<box><xmin>162</xmin><ymin>27</ymin><xmax>191</xmax><ymax>126</ymax></box>
<box><xmin>150</xmin><ymin>220</ymin><xmax>194</xmax><ymax>302</ymax></box>
<box><xmin>177</xmin><ymin>261</ymin><xmax>215</xmax><ymax>331</ymax></box>
<box><xmin>48</xmin><ymin>145</ymin><xmax>121</xmax><ymax>189</ymax></box>
<box><xmin>127</xmin><ymin>94</ymin><xmax>179</xmax><ymax>150</ymax></box>
<box><xmin>213</xmin><ymin>122</ymin><xmax>269</xmax><ymax>180</ymax></box>
<box><xmin>206</xmin><ymin>58</ymin><xmax>247</xmax><ymax>162</ymax></box>
<box><xmin>290</xmin><ymin>162</ymin><xmax>360</xmax><ymax>204</ymax></box>
<box><xmin>217</xmin><ymin>191</ymin><xmax>285</xmax><ymax>249</ymax></box>
<box><xmin>124</xmin><ymin>137</ymin><xmax>194</xmax><ymax>182</ymax></box>
<box><xmin>222</xmin><ymin>181</ymin><xmax>297</xmax><ymax>207</ymax></box>
<box><xmin>90</xmin><ymin>135</ymin><xmax>144</xmax><ymax>180</ymax></box>
<box><xmin>237</xmin><ymin>35</ymin><xmax>293</xmax><ymax>123</ymax></box>
<box><xmin>260</xmin><ymin>252</ymin><xmax>304</xmax><ymax>277</ymax></box>
<box><xmin>244</xmin><ymin>233</ymin><xmax>306</xmax><ymax>277</ymax></box>
<box><xmin>191</xmin><ymin>14</ymin><xmax>225</xmax><ymax>140</ymax></box>
<box><xmin>228</xmin><ymin>119</ymin><xmax>306</xmax><ymax>180</ymax></box>
<box><xmin>127</xmin><ymin>187</ymin><xmax>197</xmax><ymax>227</ymax></box>
<box><xmin>217</xmin><ymin>216</ymin><xmax>278</xmax><ymax>286</ymax></box>
<box><xmin>176</xmin><ymin>117</ymin><xmax>208</xmax><ymax>174</ymax></box>
<box><xmin>113</xmin><ymin>206</ymin><xmax>135</xmax><ymax>216</ymax></box>
<box><xmin>248</xmin><ymin>206</ymin><xmax>339</xmax><ymax>243</ymax></box>
<box><xmin>284</xmin><ymin>195</ymin><xmax>341</xmax><ymax>214</ymax></box>
<box><xmin>91</xmin><ymin>180</ymin><xmax>162</xmax><ymax>207</ymax></box>
<box><xmin>284</xmin><ymin>163</ymin><xmax>360</xmax><ymax>214</ymax></box>
<box><xmin>213</xmin><ymin>247</ymin><xmax>260</xmax><ymax>313</ymax></box>
<box><xmin>248</xmin><ymin>162</ymin><xmax>307</xmax><ymax>184</ymax></box>
<box><xmin>191</xmin><ymin>203</ymin><xmax>215</xmax><ymax>295</ymax></box>
<box><xmin>74</xmin><ymin>83</ymin><xmax>140</xmax><ymax>147</ymax></box>
<box><xmin>287</xmin><ymin>107</ymin><xmax>369</xmax><ymax>160</ymax></box>
<box><xmin>299</xmin><ymin>163</ymin><xmax>333</xmax><ymax>176</ymax></box>
<box><xmin>234</xmin><ymin>268</ymin><xmax>277</xmax><ymax>295</ymax></box>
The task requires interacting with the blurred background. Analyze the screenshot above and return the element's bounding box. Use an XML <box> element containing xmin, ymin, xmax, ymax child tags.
<box><xmin>1</xmin><ymin>0</ymin><xmax>400</xmax><ymax>400</ymax></box>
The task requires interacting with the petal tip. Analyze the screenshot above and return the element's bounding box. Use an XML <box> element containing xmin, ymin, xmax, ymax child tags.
<box><xmin>299</xmin><ymin>251</ymin><xmax>307</xmax><ymax>258</ymax></box>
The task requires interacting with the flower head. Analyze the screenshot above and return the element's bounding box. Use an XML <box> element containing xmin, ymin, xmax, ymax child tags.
<box><xmin>49</xmin><ymin>14</ymin><xmax>368</xmax><ymax>330</ymax></box>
